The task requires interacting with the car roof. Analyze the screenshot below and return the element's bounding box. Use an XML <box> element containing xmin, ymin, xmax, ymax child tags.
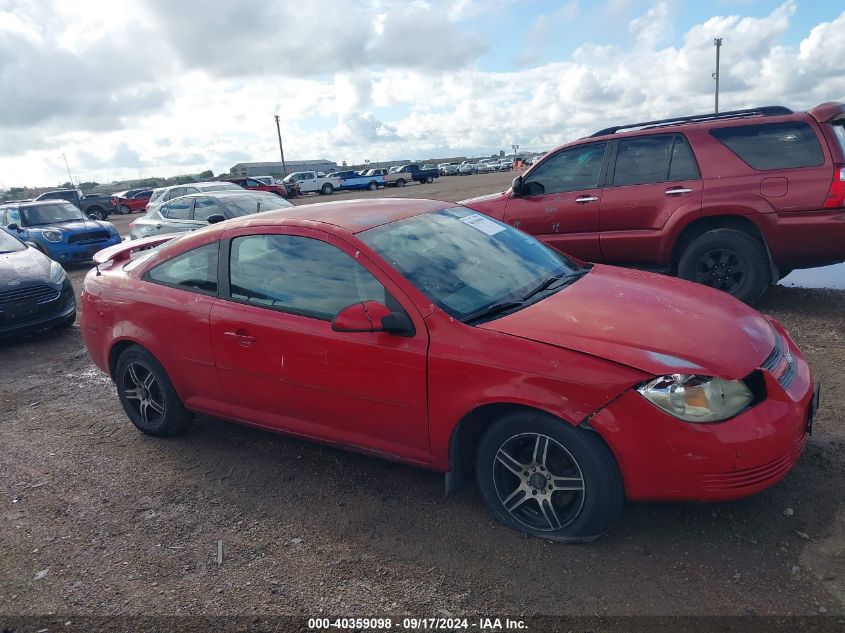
<box><xmin>174</xmin><ymin>191</ymin><xmax>280</xmax><ymax>200</ymax></box>
<box><xmin>212</xmin><ymin>197</ymin><xmax>452</xmax><ymax>233</ymax></box>
<box><xmin>0</xmin><ymin>200</ymin><xmax>75</xmax><ymax>208</ymax></box>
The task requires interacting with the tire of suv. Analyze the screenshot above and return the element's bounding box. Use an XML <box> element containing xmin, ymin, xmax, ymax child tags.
<box><xmin>87</xmin><ymin>207</ymin><xmax>105</xmax><ymax>221</ymax></box>
<box><xmin>475</xmin><ymin>411</ymin><xmax>624</xmax><ymax>542</ymax></box>
<box><xmin>321</xmin><ymin>184</ymin><xmax>334</xmax><ymax>195</ymax></box>
<box><xmin>115</xmin><ymin>345</ymin><xmax>192</xmax><ymax>437</ymax></box>
<box><xmin>677</xmin><ymin>228</ymin><xmax>770</xmax><ymax>304</ymax></box>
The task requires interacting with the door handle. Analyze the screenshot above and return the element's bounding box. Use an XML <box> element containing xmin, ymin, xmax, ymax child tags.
<box><xmin>224</xmin><ymin>330</ymin><xmax>256</xmax><ymax>347</ymax></box>
<box><xmin>665</xmin><ymin>187</ymin><xmax>692</xmax><ymax>195</ymax></box>
<box><xmin>575</xmin><ymin>196</ymin><xmax>599</xmax><ymax>204</ymax></box>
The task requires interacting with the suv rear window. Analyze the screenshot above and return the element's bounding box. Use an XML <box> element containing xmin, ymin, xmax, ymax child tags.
<box><xmin>710</xmin><ymin>122</ymin><xmax>824</xmax><ymax>170</ymax></box>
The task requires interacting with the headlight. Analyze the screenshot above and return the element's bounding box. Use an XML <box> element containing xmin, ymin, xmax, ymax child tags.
<box><xmin>49</xmin><ymin>261</ymin><xmax>67</xmax><ymax>283</ymax></box>
<box><xmin>637</xmin><ymin>374</ymin><xmax>753</xmax><ymax>423</ymax></box>
<box><xmin>42</xmin><ymin>230</ymin><xmax>63</xmax><ymax>243</ymax></box>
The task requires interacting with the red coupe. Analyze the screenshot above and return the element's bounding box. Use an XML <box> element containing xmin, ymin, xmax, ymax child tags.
<box><xmin>81</xmin><ymin>199</ymin><xmax>817</xmax><ymax>541</ymax></box>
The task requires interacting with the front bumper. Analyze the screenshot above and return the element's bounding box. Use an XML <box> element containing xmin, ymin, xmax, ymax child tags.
<box><xmin>45</xmin><ymin>236</ymin><xmax>122</xmax><ymax>263</ymax></box>
<box><xmin>0</xmin><ymin>281</ymin><xmax>76</xmax><ymax>336</ymax></box>
<box><xmin>589</xmin><ymin>326</ymin><xmax>814</xmax><ymax>502</ymax></box>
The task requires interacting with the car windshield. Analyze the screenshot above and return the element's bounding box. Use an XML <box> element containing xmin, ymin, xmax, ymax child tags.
<box><xmin>359</xmin><ymin>207</ymin><xmax>583</xmax><ymax>323</ymax></box>
<box><xmin>0</xmin><ymin>228</ymin><xmax>25</xmax><ymax>253</ymax></box>
<box><xmin>22</xmin><ymin>203</ymin><xmax>86</xmax><ymax>226</ymax></box>
<box><xmin>223</xmin><ymin>194</ymin><xmax>292</xmax><ymax>216</ymax></box>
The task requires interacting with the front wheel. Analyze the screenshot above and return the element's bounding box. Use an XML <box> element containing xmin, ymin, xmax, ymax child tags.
<box><xmin>677</xmin><ymin>229</ymin><xmax>770</xmax><ymax>304</ymax></box>
<box><xmin>87</xmin><ymin>208</ymin><xmax>105</xmax><ymax>221</ymax></box>
<box><xmin>396</xmin><ymin>178</ymin><xmax>405</xmax><ymax>187</ymax></box>
<box><xmin>475</xmin><ymin>411</ymin><xmax>623</xmax><ymax>542</ymax></box>
<box><xmin>115</xmin><ymin>346</ymin><xmax>192</xmax><ymax>437</ymax></box>
<box><xmin>425</xmin><ymin>176</ymin><xmax>434</xmax><ymax>184</ymax></box>
<box><xmin>368</xmin><ymin>181</ymin><xmax>378</xmax><ymax>191</ymax></box>
<box><xmin>321</xmin><ymin>183</ymin><xmax>334</xmax><ymax>195</ymax></box>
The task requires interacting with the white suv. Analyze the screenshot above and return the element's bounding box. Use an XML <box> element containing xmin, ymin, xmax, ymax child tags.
<box><xmin>146</xmin><ymin>181</ymin><xmax>242</xmax><ymax>213</ymax></box>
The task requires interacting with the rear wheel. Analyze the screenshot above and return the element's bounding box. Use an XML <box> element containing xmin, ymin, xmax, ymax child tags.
<box><xmin>115</xmin><ymin>346</ymin><xmax>192</xmax><ymax>437</ymax></box>
<box><xmin>396</xmin><ymin>178</ymin><xmax>406</xmax><ymax>187</ymax></box>
<box><xmin>475</xmin><ymin>411</ymin><xmax>623</xmax><ymax>542</ymax></box>
<box><xmin>117</xmin><ymin>204</ymin><xmax>130</xmax><ymax>215</ymax></box>
<box><xmin>321</xmin><ymin>183</ymin><xmax>334</xmax><ymax>195</ymax></box>
<box><xmin>368</xmin><ymin>181</ymin><xmax>378</xmax><ymax>190</ymax></box>
<box><xmin>425</xmin><ymin>176</ymin><xmax>434</xmax><ymax>184</ymax></box>
<box><xmin>677</xmin><ymin>228</ymin><xmax>770</xmax><ymax>304</ymax></box>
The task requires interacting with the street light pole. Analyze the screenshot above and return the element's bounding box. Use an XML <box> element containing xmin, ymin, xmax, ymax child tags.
<box><xmin>713</xmin><ymin>37</ymin><xmax>723</xmax><ymax>115</ymax></box>
<box><xmin>274</xmin><ymin>114</ymin><xmax>288</xmax><ymax>177</ymax></box>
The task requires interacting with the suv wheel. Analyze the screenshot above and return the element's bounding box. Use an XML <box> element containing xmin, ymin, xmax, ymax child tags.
<box><xmin>677</xmin><ymin>228</ymin><xmax>770</xmax><ymax>303</ymax></box>
<box><xmin>115</xmin><ymin>346</ymin><xmax>192</xmax><ymax>437</ymax></box>
<box><xmin>87</xmin><ymin>208</ymin><xmax>105</xmax><ymax>221</ymax></box>
<box><xmin>475</xmin><ymin>411</ymin><xmax>623</xmax><ymax>542</ymax></box>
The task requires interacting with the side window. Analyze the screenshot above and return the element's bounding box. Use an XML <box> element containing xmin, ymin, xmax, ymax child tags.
<box><xmin>186</xmin><ymin>187</ymin><xmax>200</xmax><ymax>194</ymax></box>
<box><xmin>7</xmin><ymin>208</ymin><xmax>21</xmax><ymax>224</ymax></box>
<box><xmin>668</xmin><ymin>135</ymin><xmax>700</xmax><ymax>180</ymax></box>
<box><xmin>162</xmin><ymin>198</ymin><xmax>192</xmax><ymax>220</ymax></box>
<box><xmin>245</xmin><ymin>179</ymin><xmax>261</xmax><ymax>187</ymax></box>
<box><xmin>146</xmin><ymin>242</ymin><xmax>218</xmax><ymax>294</ymax></box>
<box><xmin>193</xmin><ymin>197</ymin><xmax>224</xmax><ymax>222</ymax></box>
<box><xmin>612</xmin><ymin>135</ymin><xmax>675</xmax><ymax>186</ymax></box>
<box><xmin>229</xmin><ymin>235</ymin><xmax>389</xmax><ymax>320</ymax></box>
<box><xmin>164</xmin><ymin>187</ymin><xmax>186</xmax><ymax>201</ymax></box>
<box><xmin>525</xmin><ymin>142</ymin><xmax>607</xmax><ymax>195</ymax></box>
<box><xmin>709</xmin><ymin>122</ymin><xmax>824</xmax><ymax>170</ymax></box>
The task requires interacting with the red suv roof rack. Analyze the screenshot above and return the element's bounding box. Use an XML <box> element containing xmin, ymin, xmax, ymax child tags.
<box><xmin>590</xmin><ymin>106</ymin><xmax>793</xmax><ymax>137</ymax></box>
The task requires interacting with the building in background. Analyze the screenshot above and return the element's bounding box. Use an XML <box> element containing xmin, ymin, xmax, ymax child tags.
<box><xmin>229</xmin><ymin>160</ymin><xmax>337</xmax><ymax>178</ymax></box>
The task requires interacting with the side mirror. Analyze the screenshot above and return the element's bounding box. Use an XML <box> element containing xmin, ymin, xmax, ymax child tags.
<box><xmin>332</xmin><ymin>301</ymin><xmax>414</xmax><ymax>336</ymax></box>
<box><xmin>24</xmin><ymin>241</ymin><xmax>38</xmax><ymax>249</ymax></box>
<box><xmin>7</xmin><ymin>223</ymin><xmax>20</xmax><ymax>232</ymax></box>
<box><xmin>206</xmin><ymin>214</ymin><xmax>226</xmax><ymax>224</ymax></box>
<box><xmin>511</xmin><ymin>176</ymin><xmax>523</xmax><ymax>196</ymax></box>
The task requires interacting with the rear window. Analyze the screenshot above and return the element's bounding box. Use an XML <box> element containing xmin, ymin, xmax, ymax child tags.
<box><xmin>710</xmin><ymin>121</ymin><xmax>824</xmax><ymax>170</ymax></box>
<box><xmin>830</xmin><ymin>119</ymin><xmax>845</xmax><ymax>157</ymax></box>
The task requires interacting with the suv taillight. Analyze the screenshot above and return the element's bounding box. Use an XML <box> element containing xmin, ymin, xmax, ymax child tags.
<box><xmin>823</xmin><ymin>165</ymin><xmax>845</xmax><ymax>209</ymax></box>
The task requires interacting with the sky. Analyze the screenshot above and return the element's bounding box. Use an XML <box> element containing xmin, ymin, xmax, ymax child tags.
<box><xmin>1</xmin><ymin>0</ymin><xmax>844</xmax><ymax>188</ymax></box>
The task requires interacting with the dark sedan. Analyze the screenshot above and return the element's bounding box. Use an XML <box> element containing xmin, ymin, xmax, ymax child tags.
<box><xmin>0</xmin><ymin>230</ymin><xmax>76</xmax><ymax>336</ymax></box>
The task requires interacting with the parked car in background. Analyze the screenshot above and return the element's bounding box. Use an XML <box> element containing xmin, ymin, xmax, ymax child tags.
<box><xmin>34</xmin><ymin>189</ymin><xmax>117</xmax><ymax>221</ymax></box>
<box><xmin>477</xmin><ymin>159</ymin><xmax>499</xmax><ymax>173</ymax></box>
<box><xmin>253</xmin><ymin>176</ymin><xmax>279</xmax><ymax>186</ymax></box>
<box><xmin>463</xmin><ymin>103</ymin><xmax>845</xmax><ymax>303</ymax></box>
<box><xmin>422</xmin><ymin>164</ymin><xmax>438</xmax><ymax>172</ymax></box>
<box><xmin>362</xmin><ymin>168</ymin><xmax>389</xmax><ymax>178</ymax></box>
<box><xmin>331</xmin><ymin>170</ymin><xmax>384</xmax><ymax>191</ymax></box>
<box><xmin>495</xmin><ymin>159</ymin><xmax>513</xmax><ymax>171</ymax></box>
<box><xmin>383</xmin><ymin>164</ymin><xmax>440</xmax><ymax>187</ymax></box>
<box><xmin>146</xmin><ymin>182</ymin><xmax>242</xmax><ymax>215</ymax></box>
<box><xmin>1</xmin><ymin>201</ymin><xmax>121</xmax><ymax>263</ymax></box>
<box><xmin>81</xmin><ymin>198</ymin><xmax>816</xmax><ymax>542</ymax></box>
<box><xmin>282</xmin><ymin>171</ymin><xmax>342</xmax><ymax>195</ymax></box>
<box><xmin>129</xmin><ymin>191</ymin><xmax>293</xmax><ymax>240</ymax></box>
<box><xmin>115</xmin><ymin>190</ymin><xmax>153</xmax><ymax>215</ymax></box>
<box><xmin>0</xmin><ymin>229</ymin><xmax>76</xmax><ymax>336</ymax></box>
<box><xmin>113</xmin><ymin>188</ymin><xmax>149</xmax><ymax>199</ymax></box>
<box><xmin>224</xmin><ymin>176</ymin><xmax>290</xmax><ymax>198</ymax></box>
<box><xmin>458</xmin><ymin>162</ymin><xmax>477</xmax><ymax>175</ymax></box>
<box><xmin>440</xmin><ymin>163</ymin><xmax>460</xmax><ymax>176</ymax></box>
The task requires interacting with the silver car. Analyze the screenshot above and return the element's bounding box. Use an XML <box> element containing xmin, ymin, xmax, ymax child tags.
<box><xmin>145</xmin><ymin>181</ymin><xmax>242</xmax><ymax>215</ymax></box>
<box><xmin>129</xmin><ymin>191</ymin><xmax>294</xmax><ymax>240</ymax></box>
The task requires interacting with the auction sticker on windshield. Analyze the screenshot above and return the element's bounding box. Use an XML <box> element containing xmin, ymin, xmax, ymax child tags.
<box><xmin>459</xmin><ymin>213</ymin><xmax>505</xmax><ymax>236</ymax></box>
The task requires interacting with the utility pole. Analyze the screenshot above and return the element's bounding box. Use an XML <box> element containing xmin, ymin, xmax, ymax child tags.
<box><xmin>62</xmin><ymin>153</ymin><xmax>76</xmax><ymax>187</ymax></box>
<box><xmin>713</xmin><ymin>37</ymin><xmax>723</xmax><ymax>115</ymax></box>
<box><xmin>274</xmin><ymin>114</ymin><xmax>287</xmax><ymax>177</ymax></box>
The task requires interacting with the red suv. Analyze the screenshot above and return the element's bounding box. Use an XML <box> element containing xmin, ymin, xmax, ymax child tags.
<box><xmin>225</xmin><ymin>177</ymin><xmax>291</xmax><ymax>198</ymax></box>
<box><xmin>464</xmin><ymin>103</ymin><xmax>845</xmax><ymax>303</ymax></box>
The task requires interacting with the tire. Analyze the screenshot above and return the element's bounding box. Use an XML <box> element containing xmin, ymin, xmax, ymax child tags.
<box><xmin>475</xmin><ymin>411</ymin><xmax>623</xmax><ymax>542</ymax></box>
<box><xmin>87</xmin><ymin>208</ymin><xmax>105</xmax><ymax>221</ymax></box>
<box><xmin>677</xmin><ymin>228</ymin><xmax>770</xmax><ymax>304</ymax></box>
<box><xmin>117</xmin><ymin>204</ymin><xmax>130</xmax><ymax>215</ymax></box>
<box><xmin>115</xmin><ymin>345</ymin><xmax>192</xmax><ymax>437</ymax></box>
<box><xmin>425</xmin><ymin>176</ymin><xmax>434</xmax><ymax>184</ymax></box>
<box><xmin>321</xmin><ymin>184</ymin><xmax>334</xmax><ymax>195</ymax></box>
<box><xmin>396</xmin><ymin>179</ymin><xmax>405</xmax><ymax>188</ymax></box>
<box><xmin>368</xmin><ymin>181</ymin><xmax>378</xmax><ymax>191</ymax></box>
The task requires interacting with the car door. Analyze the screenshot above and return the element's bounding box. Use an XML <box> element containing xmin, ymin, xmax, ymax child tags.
<box><xmin>209</xmin><ymin>226</ymin><xmax>430</xmax><ymax>465</ymax></box>
<box><xmin>599</xmin><ymin>134</ymin><xmax>703</xmax><ymax>263</ymax></box>
<box><xmin>155</xmin><ymin>197</ymin><xmax>196</xmax><ymax>234</ymax></box>
<box><xmin>505</xmin><ymin>142</ymin><xmax>608</xmax><ymax>261</ymax></box>
<box><xmin>298</xmin><ymin>172</ymin><xmax>318</xmax><ymax>193</ymax></box>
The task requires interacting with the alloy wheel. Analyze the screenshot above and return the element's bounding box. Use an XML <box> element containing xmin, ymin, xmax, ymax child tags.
<box><xmin>694</xmin><ymin>248</ymin><xmax>746</xmax><ymax>293</ymax></box>
<box><xmin>121</xmin><ymin>361</ymin><xmax>166</xmax><ymax>426</ymax></box>
<box><xmin>492</xmin><ymin>433</ymin><xmax>585</xmax><ymax>532</ymax></box>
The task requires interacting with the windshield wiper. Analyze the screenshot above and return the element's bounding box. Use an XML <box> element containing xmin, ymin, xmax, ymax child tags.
<box><xmin>463</xmin><ymin>299</ymin><xmax>526</xmax><ymax>325</ymax></box>
<box><xmin>521</xmin><ymin>268</ymin><xmax>591</xmax><ymax>303</ymax></box>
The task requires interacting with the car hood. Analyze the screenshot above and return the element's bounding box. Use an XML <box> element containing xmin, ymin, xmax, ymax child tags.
<box><xmin>0</xmin><ymin>245</ymin><xmax>52</xmax><ymax>284</ymax></box>
<box><xmin>478</xmin><ymin>265</ymin><xmax>776</xmax><ymax>378</ymax></box>
<box><xmin>29</xmin><ymin>219</ymin><xmax>111</xmax><ymax>234</ymax></box>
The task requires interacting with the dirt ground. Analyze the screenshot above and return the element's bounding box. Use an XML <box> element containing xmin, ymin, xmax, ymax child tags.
<box><xmin>1</xmin><ymin>171</ymin><xmax>844</xmax><ymax>619</ymax></box>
